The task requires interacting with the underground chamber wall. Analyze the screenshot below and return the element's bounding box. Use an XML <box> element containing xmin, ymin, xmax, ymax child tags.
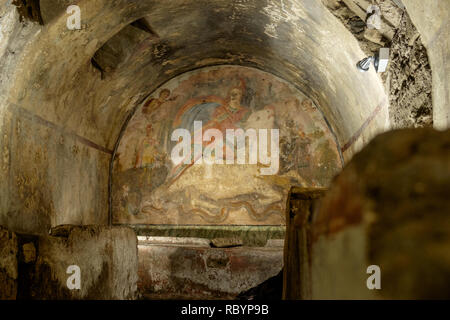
<box><xmin>110</xmin><ymin>64</ymin><xmax>346</xmax><ymax>298</ymax></box>
<box><xmin>1</xmin><ymin>0</ymin><xmax>408</xmax><ymax>300</ymax></box>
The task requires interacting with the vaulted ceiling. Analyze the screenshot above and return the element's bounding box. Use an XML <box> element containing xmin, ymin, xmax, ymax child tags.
<box><xmin>4</xmin><ymin>0</ymin><xmax>389</xmax><ymax>159</ymax></box>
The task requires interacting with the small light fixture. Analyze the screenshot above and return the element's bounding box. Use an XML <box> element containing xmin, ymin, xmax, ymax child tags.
<box><xmin>356</xmin><ymin>48</ymin><xmax>390</xmax><ymax>73</ymax></box>
<box><xmin>357</xmin><ymin>56</ymin><xmax>374</xmax><ymax>72</ymax></box>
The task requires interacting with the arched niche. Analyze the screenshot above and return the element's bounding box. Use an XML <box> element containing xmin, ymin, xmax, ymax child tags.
<box><xmin>112</xmin><ymin>65</ymin><xmax>342</xmax><ymax>226</ymax></box>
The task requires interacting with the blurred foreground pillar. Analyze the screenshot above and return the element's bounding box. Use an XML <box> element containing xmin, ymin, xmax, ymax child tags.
<box><xmin>284</xmin><ymin>128</ymin><xmax>450</xmax><ymax>299</ymax></box>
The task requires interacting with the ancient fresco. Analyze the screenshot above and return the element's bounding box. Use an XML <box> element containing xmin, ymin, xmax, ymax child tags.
<box><xmin>112</xmin><ymin>66</ymin><xmax>342</xmax><ymax>225</ymax></box>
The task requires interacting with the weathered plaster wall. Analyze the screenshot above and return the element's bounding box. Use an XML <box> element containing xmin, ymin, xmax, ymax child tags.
<box><xmin>0</xmin><ymin>3</ymin><xmax>110</xmax><ymax>234</ymax></box>
<box><xmin>0</xmin><ymin>224</ymin><xmax>138</xmax><ymax>300</ymax></box>
<box><xmin>388</xmin><ymin>11</ymin><xmax>433</xmax><ymax>128</ymax></box>
<box><xmin>322</xmin><ymin>0</ymin><xmax>433</xmax><ymax>129</ymax></box>
<box><xmin>402</xmin><ymin>0</ymin><xmax>450</xmax><ymax>130</ymax></box>
<box><xmin>1</xmin><ymin>0</ymin><xmax>389</xmax><ymax>233</ymax></box>
<box><xmin>113</xmin><ymin>66</ymin><xmax>342</xmax><ymax>226</ymax></box>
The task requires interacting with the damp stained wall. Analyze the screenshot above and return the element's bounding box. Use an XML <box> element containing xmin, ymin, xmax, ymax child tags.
<box><xmin>401</xmin><ymin>0</ymin><xmax>450</xmax><ymax>130</ymax></box>
<box><xmin>112</xmin><ymin>66</ymin><xmax>342</xmax><ymax>226</ymax></box>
